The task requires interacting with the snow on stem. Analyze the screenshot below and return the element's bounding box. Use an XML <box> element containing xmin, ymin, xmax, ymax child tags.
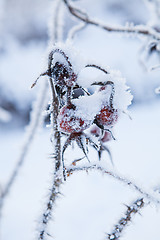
<box><xmin>107</xmin><ymin>198</ymin><xmax>145</xmax><ymax>240</ymax></box>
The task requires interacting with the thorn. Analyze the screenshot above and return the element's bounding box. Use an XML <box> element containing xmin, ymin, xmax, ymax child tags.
<box><xmin>71</xmin><ymin>156</ymin><xmax>85</xmax><ymax>166</ymax></box>
<box><xmin>94</xmin><ymin>119</ymin><xmax>116</xmax><ymax>140</ymax></box>
<box><xmin>31</xmin><ymin>71</ymin><xmax>48</xmax><ymax>88</ymax></box>
<box><xmin>31</xmin><ymin>82</ymin><xmax>37</xmax><ymax>89</ymax></box>
<box><xmin>76</xmin><ymin>137</ymin><xmax>90</xmax><ymax>162</ymax></box>
<box><xmin>98</xmin><ymin>149</ymin><xmax>102</xmax><ymax>161</ymax></box>
<box><xmin>46</xmin><ymin>232</ymin><xmax>53</xmax><ymax>238</ymax></box>
<box><xmin>101</xmin><ymin>144</ymin><xmax>113</xmax><ymax>166</ymax></box>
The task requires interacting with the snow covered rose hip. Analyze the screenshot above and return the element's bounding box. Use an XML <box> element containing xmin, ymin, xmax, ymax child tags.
<box><xmin>95</xmin><ymin>106</ymin><xmax>118</xmax><ymax>127</ymax></box>
<box><xmin>58</xmin><ymin>103</ymin><xmax>92</xmax><ymax>133</ymax></box>
<box><xmin>52</xmin><ymin>62</ymin><xmax>77</xmax><ymax>87</ymax></box>
<box><xmin>94</xmin><ymin>81</ymin><xmax>119</xmax><ymax>128</ymax></box>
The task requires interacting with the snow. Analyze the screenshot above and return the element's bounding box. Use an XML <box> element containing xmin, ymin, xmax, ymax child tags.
<box><xmin>0</xmin><ymin>39</ymin><xmax>47</xmax><ymax>111</ymax></box>
<box><xmin>72</xmin><ymin>92</ymin><xmax>107</xmax><ymax>121</ymax></box>
<box><xmin>1</xmin><ymin>0</ymin><xmax>160</xmax><ymax>240</ymax></box>
<box><xmin>57</xmin><ymin>104</ymin><xmax>92</xmax><ymax>133</ymax></box>
<box><xmin>1</xmin><ymin>101</ymin><xmax>160</xmax><ymax>240</ymax></box>
<box><xmin>73</xmin><ymin>68</ymin><xmax>133</xmax><ymax>120</ymax></box>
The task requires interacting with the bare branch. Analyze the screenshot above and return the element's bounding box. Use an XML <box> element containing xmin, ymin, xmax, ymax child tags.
<box><xmin>107</xmin><ymin>198</ymin><xmax>145</xmax><ymax>240</ymax></box>
<box><xmin>68</xmin><ymin>22</ymin><xmax>86</xmax><ymax>40</ymax></box>
<box><xmin>38</xmin><ymin>175</ymin><xmax>62</xmax><ymax>240</ymax></box>
<box><xmin>63</xmin><ymin>0</ymin><xmax>160</xmax><ymax>41</ymax></box>
<box><xmin>85</xmin><ymin>64</ymin><xmax>109</xmax><ymax>75</ymax></box>
<box><xmin>37</xmin><ymin>1</ymin><xmax>64</xmax><ymax>238</ymax></box>
<box><xmin>66</xmin><ymin>164</ymin><xmax>160</xmax><ymax>205</ymax></box>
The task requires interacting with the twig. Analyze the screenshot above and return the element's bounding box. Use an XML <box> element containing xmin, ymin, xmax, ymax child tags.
<box><xmin>63</xmin><ymin>0</ymin><xmax>160</xmax><ymax>41</ymax></box>
<box><xmin>68</xmin><ymin>22</ymin><xmax>87</xmax><ymax>40</ymax></box>
<box><xmin>107</xmin><ymin>198</ymin><xmax>145</xmax><ymax>240</ymax></box>
<box><xmin>48</xmin><ymin>0</ymin><xmax>64</xmax><ymax>46</ymax></box>
<box><xmin>66</xmin><ymin>164</ymin><xmax>160</xmax><ymax>205</ymax></box>
<box><xmin>85</xmin><ymin>64</ymin><xmax>109</xmax><ymax>74</ymax></box>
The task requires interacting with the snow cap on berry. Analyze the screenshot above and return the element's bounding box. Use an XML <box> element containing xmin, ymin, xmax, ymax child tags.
<box><xmin>72</xmin><ymin>91</ymin><xmax>106</xmax><ymax>122</ymax></box>
<box><xmin>58</xmin><ymin>103</ymin><xmax>92</xmax><ymax>133</ymax></box>
<box><xmin>77</xmin><ymin>66</ymin><xmax>133</xmax><ymax>112</ymax></box>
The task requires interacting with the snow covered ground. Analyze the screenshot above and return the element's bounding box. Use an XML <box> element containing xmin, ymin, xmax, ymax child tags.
<box><xmin>1</xmin><ymin>100</ymin><xmax>160</xmax><ymax>240</ymax></box>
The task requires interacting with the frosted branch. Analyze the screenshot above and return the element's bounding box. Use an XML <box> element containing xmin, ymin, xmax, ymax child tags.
<box><xmin>38</xmin><ymin>77</ymin><xmax>63</xmax><ymax>240</ymax></box>
<box><xmin>107</xmin><ymin>198</ymin><xmax>145</xmax><ymax>240</ymax></box>
<box><xmin>38</xmin><ymin>175</ymin><xmax>62</xmax><ymax>240</ymax></box>
<box><xmin>68</xmin><ymin>22</ymin><xmax>86</xmax><ymax>40</ymax></box>
<box><xmin>48</xmin><ymin>0</ymin><xmax>64</xmax><ymax>46</ymax></box>
<box><xmin>63</xmin><ymin>0</ymin><xmax>160</xmax><ymax>41</ymax></box>
<box><xmin>66</xmin><ymin>164</ymin><xmax>160</xmax><ymax>205</ymax></box>
<box><xmin>38</xmin><ymin>0</ymin><xmax>64</xmax><ymax>238</ymax></box>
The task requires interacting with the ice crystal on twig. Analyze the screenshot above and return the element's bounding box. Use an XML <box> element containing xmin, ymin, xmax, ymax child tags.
<box><xmin>107</xmin><ymin>198</ymin><xmax>145</xmax><ymax>240</ymax></box>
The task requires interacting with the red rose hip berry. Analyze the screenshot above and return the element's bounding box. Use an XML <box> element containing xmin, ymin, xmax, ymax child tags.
<box><xmin>58</xmin><ymin>103</ymin><xmax>91</xmax><ymax>133</ymax></box>
<box><xmin>96</xmin><ymin>106</ymin><xmax>118</xmax><ymax>127</ymax></box>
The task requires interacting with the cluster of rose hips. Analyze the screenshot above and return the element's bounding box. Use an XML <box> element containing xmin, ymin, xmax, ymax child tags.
<box><xmin>32</xmin><ymin>48</ymin><xmax>119</xmax><ymax>179</ymax></box>
<box><xmin>50</xmin><ymin>53</ymin><xmax>118</xmax><ymax>132</ymax></box>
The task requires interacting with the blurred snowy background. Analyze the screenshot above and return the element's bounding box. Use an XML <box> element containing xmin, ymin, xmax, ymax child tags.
<box><xmin>0</xmin><ymin>0</ymin><xmax>160</xmax><ymax>239</ymax></box>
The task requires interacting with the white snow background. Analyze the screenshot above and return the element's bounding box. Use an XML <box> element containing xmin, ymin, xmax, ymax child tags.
<box><xmin>0</xmin><ymin>0</ymin><xmax>160</xmax><ymax>240</ymax></box>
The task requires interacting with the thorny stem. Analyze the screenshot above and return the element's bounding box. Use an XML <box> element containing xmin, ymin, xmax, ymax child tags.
<box><xmin>39</xmin><ymin>175</ymin><xmax>62</xmax><ymax>240</ymax></box>
<box><xmin>66</xmin><ymin>164</ymin><xmax>160</xmax><ymax>205</ymax></box>
<box><xmin>38</xmin><ymin>0</ymin><xmax>64</xmax><ymax>239</ymax></box>
<box><xmin>49</xmin><ymin>77</ymin><xmax>61</xmax><ymax>171</ymax></box>
<box><xmin>38</xmin><ymin>74</ymin><xmax>62</xmax><ymax>240</ymax></box>
<box><xmin>107</xmin><ymin>198</ymin><xmax>145</xmax><ymax>240</ymax></box>
<box><xmin>38</xmin><ymin>82</ymin><xmax>61</xmax><ymax>239</ymax></box>
<box><xmin>63</xmin><ymin>0</ymin><xmax>160</xmax><ymax>41</ymax></box>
